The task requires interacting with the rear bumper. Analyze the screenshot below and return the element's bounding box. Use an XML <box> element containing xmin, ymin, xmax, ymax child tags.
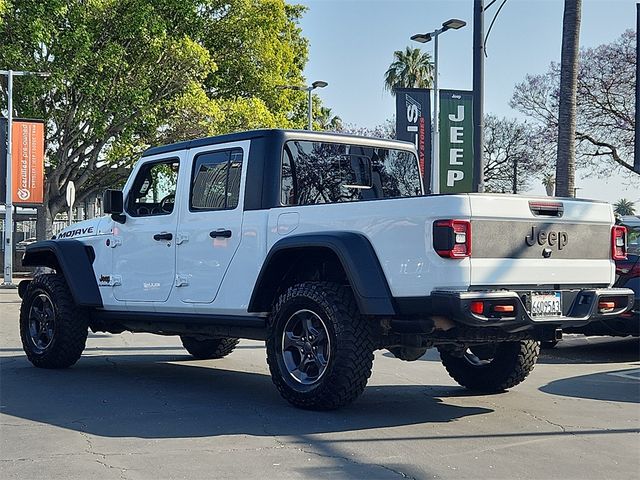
<box><xmin>395</xmin><ymin>288</ymin><xmax>635</xmax><ymax>333</ymax></box>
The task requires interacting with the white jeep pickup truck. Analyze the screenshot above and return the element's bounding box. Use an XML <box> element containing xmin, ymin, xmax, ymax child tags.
<box><xmin>19</xmin><ymin>129</ymin><xmax>634</xmax><ymax>410</ymax></box>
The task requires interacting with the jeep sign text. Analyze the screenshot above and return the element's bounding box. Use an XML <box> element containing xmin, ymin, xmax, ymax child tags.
<box><xmin>439</xmin><ymin>90</ymin><xmax>474</xmax><ymax>193</ymax></box>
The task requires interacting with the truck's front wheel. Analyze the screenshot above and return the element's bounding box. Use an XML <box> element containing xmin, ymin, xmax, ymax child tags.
<box><xmin>438</xmin><ymin>340</ymin><xmax>540</xmax><ymax>392</ymax></box>
<box><xmin>20</xmin><ymin>274</ymin><xmax>88</xmax><ymax>369</ymax></box>
<box><xmin>266</xmin><ymin>282</ymin><xmax>374</xmax><ymax>410</ymax></box>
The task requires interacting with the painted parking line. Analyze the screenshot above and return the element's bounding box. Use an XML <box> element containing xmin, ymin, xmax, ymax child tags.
<box><xmin>607</xmin><ymin>369</ymin><xmax>640</xmax><ymax>381</ymax></box>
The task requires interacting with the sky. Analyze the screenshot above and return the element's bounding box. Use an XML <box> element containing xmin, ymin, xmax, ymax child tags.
<box><xmin>290</xmin><ymin>0</ymin><xmax>640</xmax><ymax>206</ymax></box>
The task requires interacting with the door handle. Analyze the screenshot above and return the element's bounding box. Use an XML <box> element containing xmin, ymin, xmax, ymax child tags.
<box><xmin>209</xmin><ymin>229</ymin><xmax>232</xmax><ymax>239</ymax></box>
<box><xmin>153</xmin><ymin>232</ymin><xmax>173</xmax><ymax>241</ymax></box>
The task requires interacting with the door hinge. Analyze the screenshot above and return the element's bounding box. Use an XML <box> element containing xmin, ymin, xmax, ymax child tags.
<box><xmin>175</xmin><ymin>274</ymin><xmax>190</xmax><ymax>287</ymax></box>
<box><xmin>176</xmin><ymin>232</ymin><xmax>189</xmax><ymax>245</ymax></box>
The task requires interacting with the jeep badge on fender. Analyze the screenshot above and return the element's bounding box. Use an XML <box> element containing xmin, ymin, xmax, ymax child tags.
<box><xmin>525</xmin><ymin>225</ymin><xmax>568</xmax><ymax>250</ymax></box>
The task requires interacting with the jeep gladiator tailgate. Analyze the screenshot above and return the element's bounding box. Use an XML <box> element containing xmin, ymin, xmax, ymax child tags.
<box><xmin>468</xmin><ymin>195</ymin><xmax>615</xmax><ymax>288</ymax></box>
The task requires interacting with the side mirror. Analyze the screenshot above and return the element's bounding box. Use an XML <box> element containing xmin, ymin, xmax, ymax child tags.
<box><xmin>103</xmin><ymin>189</ymin><xmax>126</xmax><ymax>223</ymax></box>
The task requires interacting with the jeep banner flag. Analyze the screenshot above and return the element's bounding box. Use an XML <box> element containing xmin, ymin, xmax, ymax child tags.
<box><xmin>439</xmin><ymin>90</ymin><xmax>474</xmax><ymax>193</ymax></box>
<box><xmin>0</xmin><ymin>118</ymin><xmax>45</xmax><ymax>205</ymax></box>
<box><xmin>395</xmin><ymin>88</ymin><xmax>431</xmax><ymax>192</ymax></box>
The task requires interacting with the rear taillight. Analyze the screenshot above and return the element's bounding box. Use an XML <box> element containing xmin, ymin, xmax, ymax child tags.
<box><xmin>433</xmin><ymin>220</ymin><xmax>472</xmax><ymax>258</ymax></box>
<box><xmin>611</xmin><ymin>226</ymin><xmax>627</xmax><ymax>260</ymax></box>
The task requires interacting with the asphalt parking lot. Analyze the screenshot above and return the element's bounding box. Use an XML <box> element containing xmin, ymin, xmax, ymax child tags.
<box><xmin>1</xmin><ymin>288</ymin><xmax>639</xmax><ymax>480</ymax></box>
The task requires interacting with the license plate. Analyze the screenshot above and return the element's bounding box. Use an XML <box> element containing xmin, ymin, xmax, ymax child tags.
<box><xmin>531</xmin><ymin>292</ymin><xmax>562</xmax><ymax>317</ymax></box>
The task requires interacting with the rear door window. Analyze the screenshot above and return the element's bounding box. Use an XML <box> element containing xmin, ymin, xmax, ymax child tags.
<box><xmin>281</xmin><ymin>140</ymin><xmax>421</xmax><ymax>206</ymax></box>
<box><xmin>190</xmin><ymin>148</ymin><xmax>243</xmax><ymax>211</ymax></box>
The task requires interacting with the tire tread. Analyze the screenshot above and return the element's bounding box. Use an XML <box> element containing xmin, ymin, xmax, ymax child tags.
<box><xmin>266</xmin><ymin>281</ymin><xmax>374</xmax><ymax>410</ymax></box>
<box><xmin>180</xmin><ymin>336</ymin><xmax>239</xmax><ymax>360</ymax></box>
<box><xmin>20</xmin><ymin>274</ymin><xmax>88</xmax><ymax>369</ymax></box>
<box><xmin>438</xmin><ymin>340</ymin><xmax>539</xmax><ymax>392</ymax></box>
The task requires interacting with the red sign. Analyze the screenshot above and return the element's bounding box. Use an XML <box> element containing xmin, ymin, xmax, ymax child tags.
<box><xmin>11</xmin><ymin>120</ymin><xmax>45</xmax><ymax>205</ymax></box>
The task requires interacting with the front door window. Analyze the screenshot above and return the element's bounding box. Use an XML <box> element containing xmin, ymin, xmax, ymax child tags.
<box><xmin>128</xmin><ymin>159</ymin><xmax>179</xmax><ymax>216</ymax></box>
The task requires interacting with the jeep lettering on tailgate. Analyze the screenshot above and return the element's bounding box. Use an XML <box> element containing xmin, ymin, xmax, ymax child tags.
<box><xmin>525</xmin><ymin>225</ymin><xmax>568</xmax><ymax>250</ymax></box>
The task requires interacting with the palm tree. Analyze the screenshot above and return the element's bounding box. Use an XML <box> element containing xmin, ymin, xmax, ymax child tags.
<box><xmin>384</xmin><ymin>47</ymin><xmax>434</xmax><ymax>94</ymax></box>
<box><xmin>613</xmin><ymin>198</ymin><xmax>636</xmax><ymax>216</ymax></box>
<box><xmin>315</xmin><ymin>107</ymin><xmax>342</xmax><ymax>131</ymax></box>
<box><xmin>555</xmin><ymin>0</ymin><xmax>582</xmax><ymax>197</ymax></box>
<box><xmin>542</xmin><ymin>173</ymin><xmax>555</xmax><ymax>196</ymax></box>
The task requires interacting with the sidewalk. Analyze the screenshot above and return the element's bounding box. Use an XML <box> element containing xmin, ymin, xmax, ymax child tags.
<box><xmin>0</xmin><ymin>277</ymin><xmax>30</xmax><ymax>290</ymax></box>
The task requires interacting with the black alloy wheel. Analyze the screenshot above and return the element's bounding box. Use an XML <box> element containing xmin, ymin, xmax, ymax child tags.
<box><xmin>28</xmin><ymin>293</ymin><xmax>56</xmax><ymax>352</ymax></box>
<box><xmin>280</xmin><ymin>309</ymin><xmax>331</xmax><ymax>385</ymax></box>
<box><xmin>461</xmin><ymin>344</ymin><xmax>499</xmax><ymax>366</ymax></box>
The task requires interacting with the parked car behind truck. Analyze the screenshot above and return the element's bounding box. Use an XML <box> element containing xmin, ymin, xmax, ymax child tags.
<box><xmin>559</xmin><ymin>215</ymin><xmax>639</xmax><ymax>339</ymax></box>
<box><xmin>18</xmin><ymin>129</ymin><xmax>634</xmax><ymax>409</ymax></box>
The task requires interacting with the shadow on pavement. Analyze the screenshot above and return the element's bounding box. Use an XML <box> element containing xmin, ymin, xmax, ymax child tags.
<box><xmin>0</xmin><ymin>344</ymin><xmax>273</xmax><ymax>353</ymax></box>
<box><xmin>379</xmin><ymin>336</ymin><xmax>640</xmax><ymax>365</ymax></box>
<box><xmin>539</xmin><ymin>367</ymin><xmax>640</xmax><ymax>403</ymax></box>
<box><xmin>538</xmin><ymin>336</ymin><xmax>640</xmax><ymax>365</ymax></box>
<box><xmin>0</xmin><ymin>353</ymin><xmax>491</xmax><ymax>440</ymax></box>
<box><xmin>381</xmin><ymin>349</ymin><xmax>441</xmax><ymax>362</ymax></box>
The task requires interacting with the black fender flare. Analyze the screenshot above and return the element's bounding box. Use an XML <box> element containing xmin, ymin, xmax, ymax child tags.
<box><xmin>248</xmin><ymin>232</ymin><xmax>396</xmax><ymax>316</ymax></box>
<box><xmin>21</xmin><ymin>240</ymin><xmax>103</xmax><ymax>308</ymax></box>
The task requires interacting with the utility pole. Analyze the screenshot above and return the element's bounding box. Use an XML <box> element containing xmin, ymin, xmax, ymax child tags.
<box><xmin>635</xmin><ymin>3</ymin><xmax>640</xmax><ymax>173</ymax></box>
<box><xmin>472</xmin><ymin>0</ymin><xmax>485</xmax><ymax>193</ymax></box>
<box><xmin>0</xmin><ymin>69</ymin><xmax>49</xmax><ymax>288</ymax></box>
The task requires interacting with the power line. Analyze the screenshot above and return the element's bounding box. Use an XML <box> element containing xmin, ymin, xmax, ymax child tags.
<box><xmin>484</xmin><ymin>0</ymin><xmax>508</xmax><ymax>57</ymax></box>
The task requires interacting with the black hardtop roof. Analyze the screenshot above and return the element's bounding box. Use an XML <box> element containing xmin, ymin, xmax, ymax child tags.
<box><xmin>142</xmin><ymin>128</ymin><xmax>416</xmax><ymax>157</ymax></box>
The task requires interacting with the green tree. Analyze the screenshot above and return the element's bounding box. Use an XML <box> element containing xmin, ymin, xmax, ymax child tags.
<box><xmin>512</xmin><ymin>30</ymin><xmax>640</xmax><ymax>180</ymax></box>
<box><xmin>556</xmin><ymin>0</ymin><xmax>582</xmax><ymax>197</ymax></box>
<box><xmin>383</xmin><ymin>47</ymin><xmax>434</xmax><ymax>94</ymax></box>
<box><xmin>339</xmin><ymin>119</ymin><xmax>396</xmax><ymax>139</ymax></box>
<box><xmin>542</xmin><ymin>173</ymin><xmax>555</xmax><ymax>196</ymax></box>
<box><xmin>0</xmin><ymin>0</ymin><xmax>309</xmax><ymax>236</ymax></box>
<box><xmin>315</xmin><ymin>107</ymin><xmax>342</xmax><ymax>131</ymax></box>
<box><xmin>482</xmin><ymin>115</ymin><xmax>547</xmax><ymax>194</ymax></box>
<box><xmin>613</xmin><ymin>198</ymin><xmax>636</xmax><ymax>216</ymax></box>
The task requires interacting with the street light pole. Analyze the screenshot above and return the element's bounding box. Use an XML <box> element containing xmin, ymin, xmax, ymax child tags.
<box><xmin>2</xmin><ymin>70</ymin><xmax>14</xmax><ymax>287</ymax></box>
<box><xmin>432</xmin><ymin>32</ymin><xmax>440</xmax><ymax>194</ymax></box>
<box><xmin>277</xmin><ymin>81</ymin><xmax>328</xmax><ymax>131</ymax></box>
<box><xmin>307</xmin><ymin>87</ymin><xmax>313</xmax><ymax>130</ymax></box>
<box><xmin>411</xmin><ymin>18</ymin><xmax>466</xmax><ymax>194</ymax></box>
<box><xmin>1</xmin><ymin>69</ymin><xmax>49</xmax><ymax>287</ymax></box>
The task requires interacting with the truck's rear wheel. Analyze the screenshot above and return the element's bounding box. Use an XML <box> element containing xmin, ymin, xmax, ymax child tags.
<box><xmin>180</xmin><ymin>336</ymin><xmax>239</xmax><ymax>359</ymax></box>
<box><xmin>266</xmin><ymin>281</ymin><xmax>374</xmax><ymax>410</ymax></box>
<box><xmin>20</xmin><ymin>274</ymin><xmax>88</xmax><ymax>369</ymax></box>
<box><xmin>438</xmin><ymin>340</ymin><xmax>539</xmax><ymax>392</ymax></box>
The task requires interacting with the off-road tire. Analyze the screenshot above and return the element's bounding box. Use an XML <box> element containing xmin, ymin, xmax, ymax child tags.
<box><xmin>438</xmin><ymin>340</ymin><xmax>540</xmax><ymax>392</ymax></box>
<box><xmin>20</xmin><ymin>274</ymin><xmax>88</xmax><ymax>369</ymax></box>
<box><xmin>266</xmin><ymin>281</ymin><xmax>374</xmax><ymax>410</ymax></box>
<box><xmin>180</xmin><ymin>336</ymin><xmax>239</xmax><ymax>359</ymax></box>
